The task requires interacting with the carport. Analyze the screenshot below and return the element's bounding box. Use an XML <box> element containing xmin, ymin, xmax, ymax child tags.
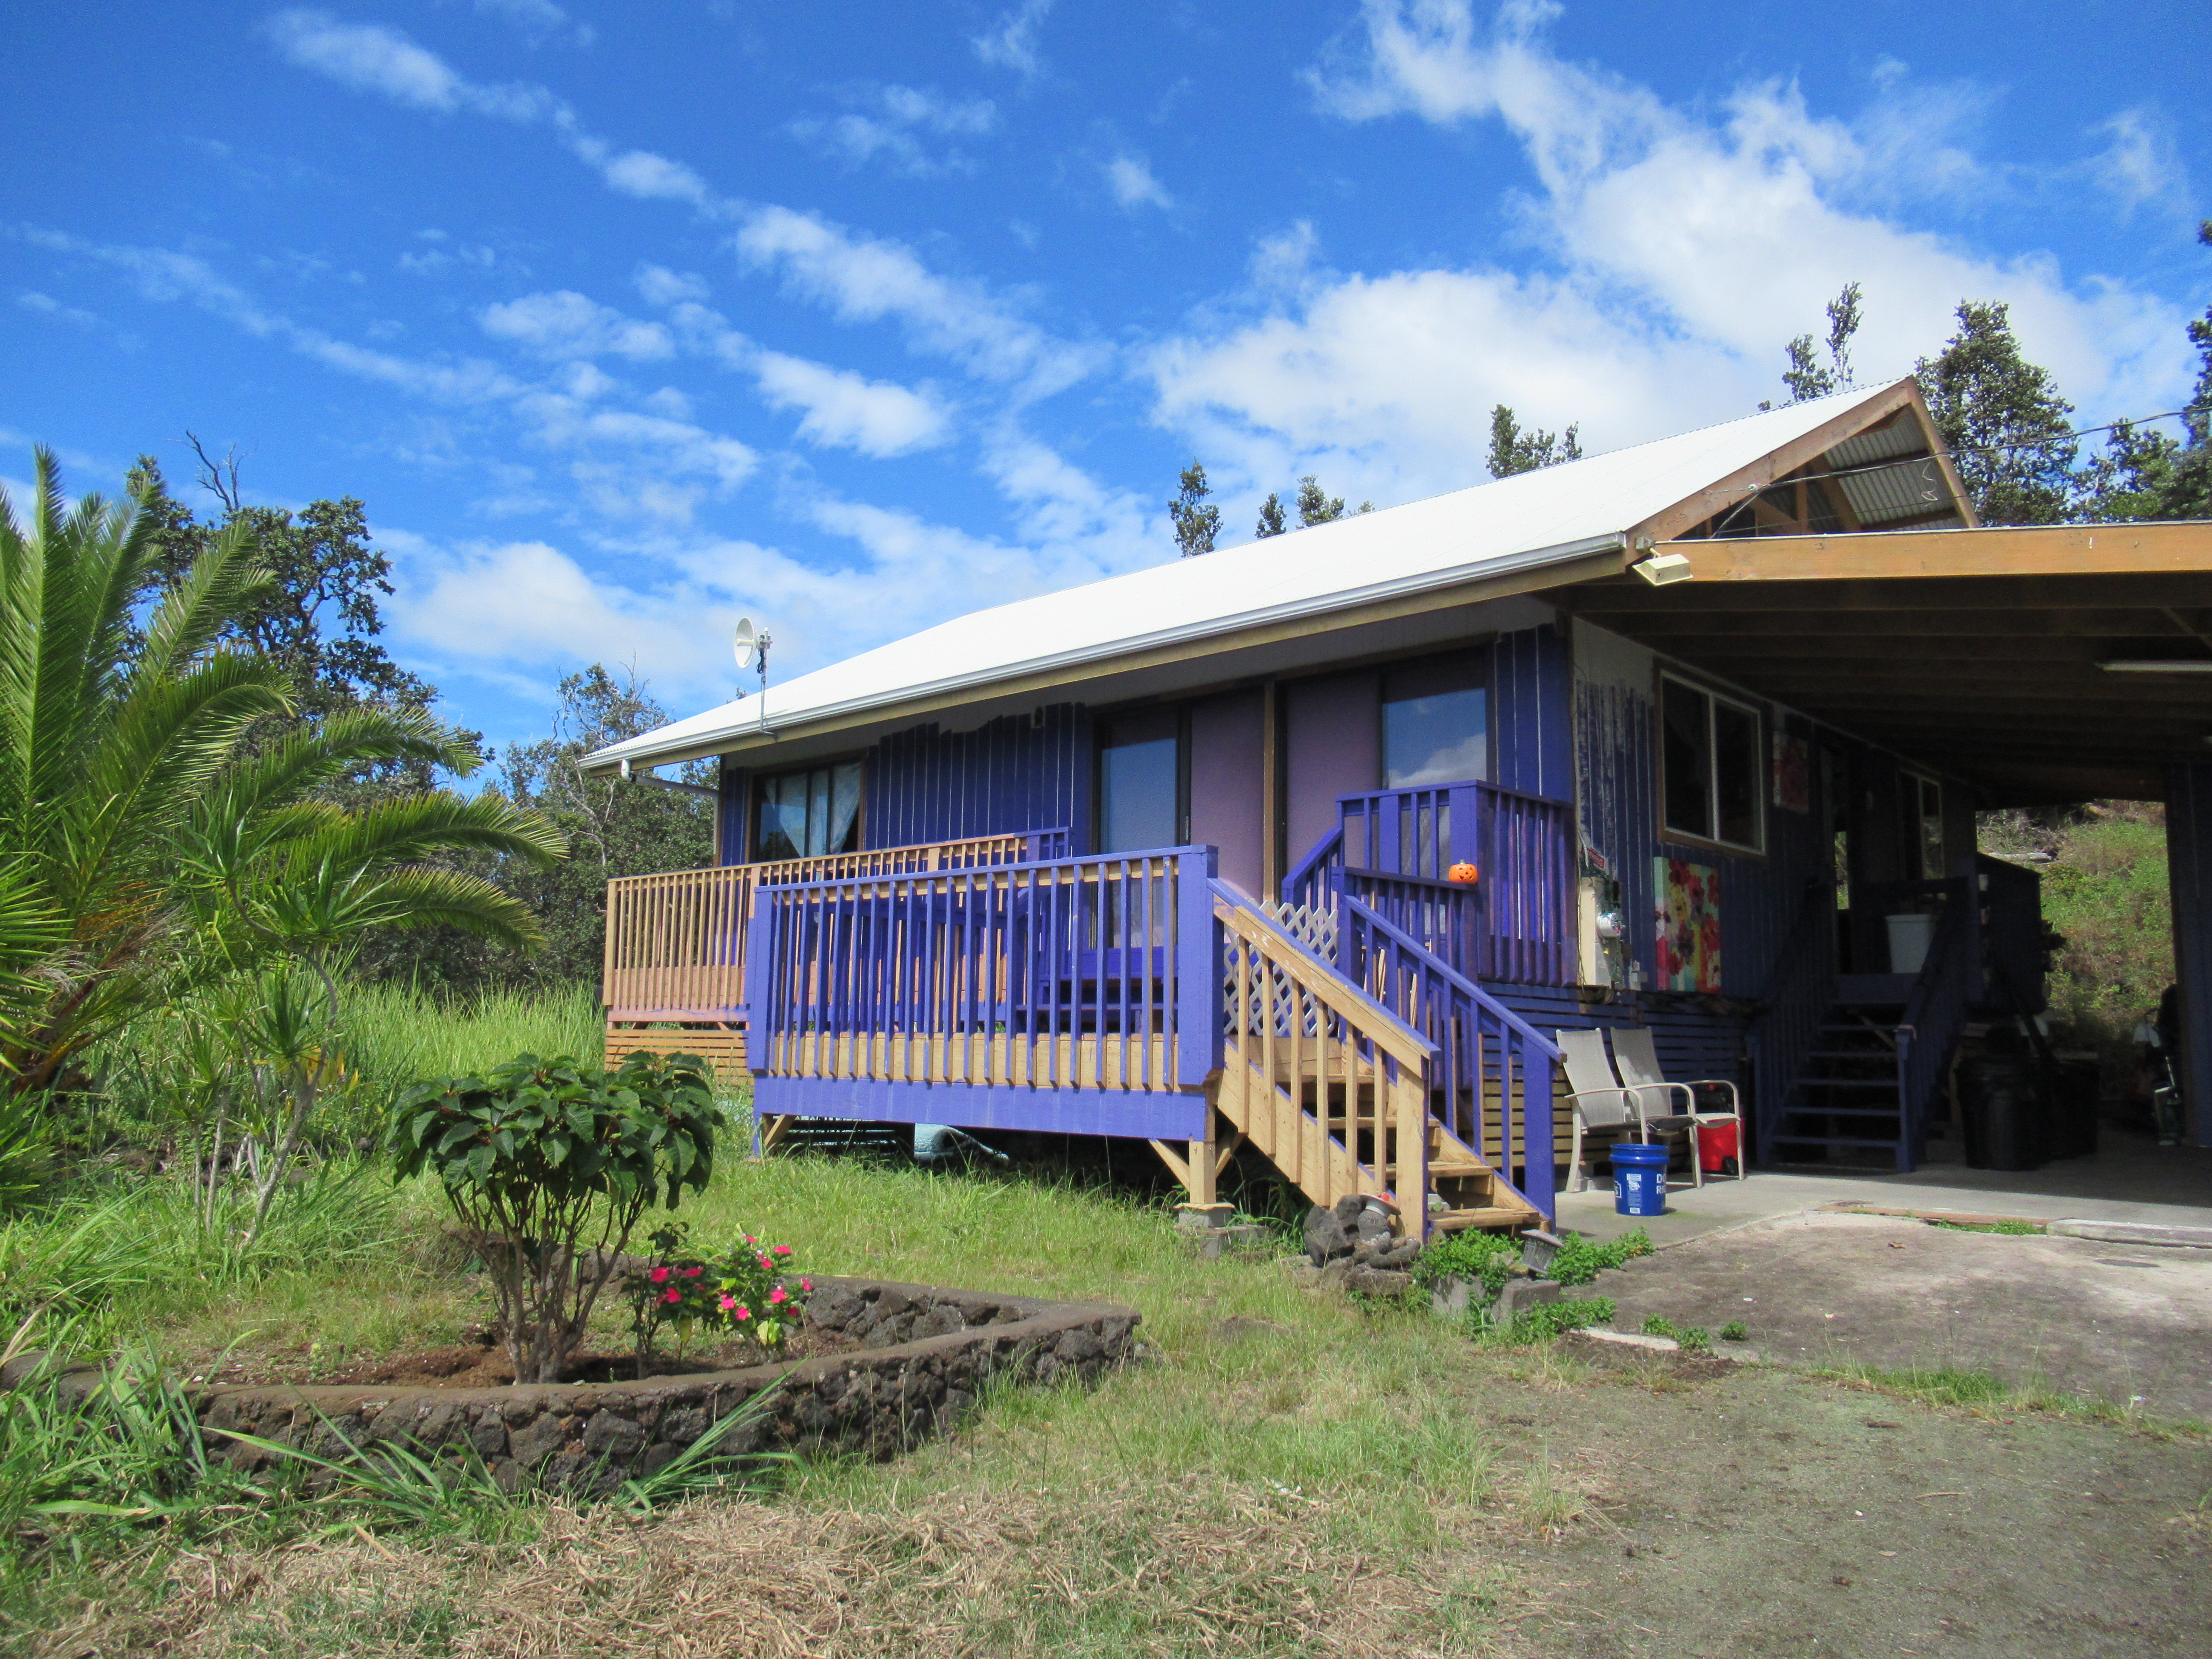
<box><xmin>1545</xmin><ymin>518</ymin><xmax>2212</xmax><ymax>1149</ymax></box>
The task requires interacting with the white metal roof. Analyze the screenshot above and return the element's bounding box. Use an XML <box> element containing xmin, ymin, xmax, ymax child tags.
<box><xmin>585</xmin><ymin>384</ymin><xmax>1905</xmax><ymax>773</ymax></box>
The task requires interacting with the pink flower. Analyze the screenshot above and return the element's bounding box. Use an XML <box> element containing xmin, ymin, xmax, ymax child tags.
<box><xmin>649</xmin><ymin>1266</ymin><xmax>671</xmax><ymax>1284</ymax></box>
<box><xmin>772</xmin><ymin>1244</ymin><xmax>792</xmax><ymax>1257</ymax></box>
<box><xmin>768</xmin><ymin>1286</ymin><xmax>787</xmax><ymax>1305</ymax></box>
<box><xmin>800</xmin><ymin>1278</ymin><xmax>812</xmax><ymax>1292</ymax></box>
<box><xmin>757</xmin><ymin>1254</ymin><xmax>772</xmax><ymax>1269</ymax></box>
<box><xmin>733</xmin><ymin>1306</ymin><xmax>751</xmax><ymax>1321</ymax></box>
<box><xmin>744</xmin><ymin>1235</ymin><xmax>756</xmax><ymax>1245</ymax></box>
<box><xmin>718</xmin><ymin>1294</ymin><xmax>737</xmax><ymax>1313</ymax></box>
<box><xmin>683</xmin><ymin>1265</ymin><xmax>704</xmax><ymax>1278</ymax></box>
<box><xmin>661</xmin><ymin>1287</ymin><xmax>682</xmax><ymax>1304</ymax></box>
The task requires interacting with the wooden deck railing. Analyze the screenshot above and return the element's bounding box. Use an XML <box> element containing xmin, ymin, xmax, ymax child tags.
<box><xmin>1214</xmin><ymin>882</ymin><xmax>1433</xmax><ymax>1215</ymax></box>
<box><xmin>1282</xmin><ymin>781</ymin><xmax>1577</xmax><ymax>986</ymax></box>
<box><xmin>747</xmin><ymin>847</ymin><xmax>1217</xmax><ymax>1094</ymax></box>
<box><xmin>602</xmin><ymin>827</ymin><xmax>1071</xmax><ymax>1020</ymax></box>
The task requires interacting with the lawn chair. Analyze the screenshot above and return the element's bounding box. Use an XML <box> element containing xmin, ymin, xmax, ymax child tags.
<box><xmin>1555</xmin><ymin>1028</ymin><xmax>1662</xmax><ymax>1195</ymax></box>
<box><xmin>1606</xmin><ymin>1027</ymin><xmax>1746</xmax><ymax>1188</ymax></box>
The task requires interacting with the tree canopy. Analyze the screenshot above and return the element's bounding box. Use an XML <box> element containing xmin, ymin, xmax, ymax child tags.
<box><xmin>1168</xmin><ymin>461</ymin><xmax>1220</xmax><ymax>556</ymax></box>
<box><xmin>0</xmin><ymin>449</ymin><xmax>567</xmax><ymax>1093</ymax></box>
<box><xmin>1485</xmin><ymin>406</ymin><xmax>1583</xmax><ymax>478</ymax></box>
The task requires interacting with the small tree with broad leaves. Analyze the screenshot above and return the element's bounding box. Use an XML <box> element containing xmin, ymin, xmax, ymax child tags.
<box><xmin>390</xmin><ymin>1051</ymin><xmax>718</xmax><ymax>1383</ymax></box>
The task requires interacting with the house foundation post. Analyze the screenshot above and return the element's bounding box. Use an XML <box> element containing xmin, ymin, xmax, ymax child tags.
<box><xmin>2164</xmin><ymin>764</ymin><xmax>2212</xmax><ymax>1148</ymax></box>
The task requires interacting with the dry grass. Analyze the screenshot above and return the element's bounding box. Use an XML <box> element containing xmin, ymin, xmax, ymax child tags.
<box><xmin>45</xmin><ymin>1484</ymin><xmax>1519</xmax><ymax>1659</ymax></box>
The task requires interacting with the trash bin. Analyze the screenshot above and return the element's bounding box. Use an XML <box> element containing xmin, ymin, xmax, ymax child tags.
<box><xmin>1696</xmin><ymin>1118</ymin><xmax>1740</xmax><ymax>1175</ymax></box>
<box><xmin>1886</xmin><ymin>912</ymin><xmax>1936</xmax><ymax>975</ymax></box>
<box><xmin>1960</xmin><ymin>1054</ymin><xmax>2043</xmax><ymax>1172</ymax></box>
<box><xmin>1610</xmin><ymin>1141</ymin><xmax>1671</xmax><ymax>1217</ymax></box>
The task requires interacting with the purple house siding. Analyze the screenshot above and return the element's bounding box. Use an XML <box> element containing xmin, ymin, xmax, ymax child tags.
<box><xmin>1285</xmin><ymin>672</ymin><xmax>1380</xmax><ymax>866</ymax></box>
<box><xmin>862</xmin><ymin>701</ymin><xmax>1091</xmax><ymax>853</ymax></box>
<box><xmin>716</xmin><ymin>764</ymin><xmax>749</xmax><ymax>865</ymax></box>
<box><xmin>1189</xmin><ymin>689</ymin><xmax>1268</xmax><ymax>901</ymax></box>
<box><xmin>1493</xmin><ymin>624</ymin><xmax>1573</xmax><ymax>801</ymax></box>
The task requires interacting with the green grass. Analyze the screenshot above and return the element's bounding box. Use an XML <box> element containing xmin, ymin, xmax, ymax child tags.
<box><xmin>1640</xmin><ymin>1313</ymin><xmax>1713</xmax><ymax>1353</ymax></box>
<box><xmin>1810</xmin><ymin>1361</ymin><xmax>2208</xmax><ymax>1435</ymax></box>
<box><xmin>1928</xmin><ymin>1217</ymin><xmax>2046</xmax><ymax>1236</ymax></box>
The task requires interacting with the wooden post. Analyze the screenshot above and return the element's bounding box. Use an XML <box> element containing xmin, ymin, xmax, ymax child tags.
<box><xmin>1186</xmin><ymin>1105</ymin><xmax>1218</xmax><ymax>1207</ymax></box>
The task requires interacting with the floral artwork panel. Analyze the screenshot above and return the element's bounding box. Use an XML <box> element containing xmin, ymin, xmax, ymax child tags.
<box><xmin>1654</xmin><ymin>856</ymin><xmax>1722</xmax><ymax>992</ymax></box>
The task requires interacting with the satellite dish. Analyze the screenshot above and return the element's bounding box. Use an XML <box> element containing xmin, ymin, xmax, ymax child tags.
<box><xmin>733</xmin><ymin>616</ymin><xmax>759</xmax><ymax>672</ymax></box>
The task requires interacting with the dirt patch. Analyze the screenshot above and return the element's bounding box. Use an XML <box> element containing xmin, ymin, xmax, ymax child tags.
<box><xmin>1456</xmin><ymin>1350</ymin><xmax>2212</xmax><ymax>1658</ymax></box>
<box><xmin>1584</xmin><ymin>1210</ymin><xmax>2212</xmax><ymax>1418</ymax></box>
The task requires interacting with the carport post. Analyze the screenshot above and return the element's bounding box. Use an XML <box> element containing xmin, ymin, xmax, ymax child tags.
<box><xmin>2164</xmin><ymin>764</ymin><xmax>2212</xmax><ymax>1148</ymax></box>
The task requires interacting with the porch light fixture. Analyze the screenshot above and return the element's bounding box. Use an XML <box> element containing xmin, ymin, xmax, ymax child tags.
<box><xmin>1631</xmin><ymin>551</ymin><xmax>1696</xmax><ymax>585</ymax></box>
<box><xmin>2097</xmin><ymin>660</ymin><xmax>2212</xmax><ymax>673</ymax></box>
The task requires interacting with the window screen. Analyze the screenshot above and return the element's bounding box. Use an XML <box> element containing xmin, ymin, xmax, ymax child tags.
<box><xmin>1381</xmin><ymin>656</ymin><xmax>1487</xmax><ymax>787</ymax></box>
<box><xmin>754</xmin><ymin>761</ymin><xmax>863</xmax><ymax>861</ymax></box>
<box><xmin>1661</xmin><ymin>679</ymin><xmax>1713</xmax><ymax>841</ymax></box>
<box><xmin>1661</xmin><ymin>676</ymin><xmax>1763</xmax><ymax>852</ymax></box>
<box><xmin>1099</xmin><ymin>710</ymin><xmax>1182</xmax><ymax>852</ymax></box>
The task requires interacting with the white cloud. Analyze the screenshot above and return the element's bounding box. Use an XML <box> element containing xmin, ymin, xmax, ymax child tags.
<box><xmin>1141</xmin><ymin>0</ymin><xmax>2197</xmax><ymax>513</ymax></box>
<box><xmin>473</xmin><ymin>0</ymin><xmax>593</xmax><ymax>48</ymax></box>
<box><xmin>17</xmin><ymin>290</ymin><xmax>102</xmax><ymax>329</ymax></box>
<box><xmin>734</xmin><ymin>205</ymin><xmax>1096</xmax><ymax>392</ymax></box>
<box><xmin>2088</xmin><ymin>110</ymin><xmax>2191</xmax><ymax>218</ymax></box>
<box><xmin>789</xmin><ymin>84</ymin><xmax>997</xmax><ymax>178</ymax></box>
<box><xmin>480</xmin><ymin>290</ymin><xmax>675</xmax><ymax>360</ymax></box>
<box><xmin>265</xmin><ymin>10</ymin><xmax>553</xmax><ymax>121</ymax></box>
<box><xmin>1103</xmin><ymin>154</ymin><xmax>1173</xmax><ymax>212</ymax></box>
<box><xmin>634</xmin><ymin>265</ymin><xmax>710</xmax><ymax>305</ymax></box>
<box><xmin>752</xmin><ymin>353</ymin><xmax>952</xmax><ymax>456</ymax></box>
<box><xmin>972</xmin><ymin>0</ymin><xmax>1053</xmax><ymax>79</ymax></box>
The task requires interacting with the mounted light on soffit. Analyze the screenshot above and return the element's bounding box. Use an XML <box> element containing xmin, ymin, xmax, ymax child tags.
<box><xmin>2098</xmin><ymin>660</ymin><xmax>2212</xmax><ymax>674</ymax></box>
<box><xmin>1626</xmin><ymin>534</ymin><xmax>1694</xmax><ymax>586</ymax></box>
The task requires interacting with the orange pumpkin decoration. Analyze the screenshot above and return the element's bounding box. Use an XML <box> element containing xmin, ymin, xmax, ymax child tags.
<box><xmin>1447</xmin><ymin>861</ymin><xmax>1480</xmax><ymax>885</ymax></box>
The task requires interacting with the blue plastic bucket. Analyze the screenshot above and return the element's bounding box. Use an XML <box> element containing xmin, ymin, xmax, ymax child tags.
<box><xmin>1611</xmin><ymin>1141</ymin><xmax>1671</xmax><ymax>1217</ymax></box>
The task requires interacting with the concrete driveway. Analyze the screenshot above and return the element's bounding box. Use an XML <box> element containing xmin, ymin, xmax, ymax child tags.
<box><xmin>1588</xmin><ymin>1208</ymin><xmax>2212</xmax><ymax>1421</ymax></box>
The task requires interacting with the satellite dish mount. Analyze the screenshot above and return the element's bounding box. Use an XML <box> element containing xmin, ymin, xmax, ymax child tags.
<box><xmin>733</xmin><ymin>616</ymin><xmax>772</xmax><ymax>735</ymax></box>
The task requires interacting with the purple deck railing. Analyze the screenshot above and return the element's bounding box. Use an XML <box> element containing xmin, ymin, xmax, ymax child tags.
<box><xmin>747</xmin><ymin>847</ymin><xmax>1221</xmax><ymax>1102</ymax></box>
<box><xmin>1339</xmin><ymin>895</ymin><xmax>1559</xmax><ymax>1220</ymax></box>
<box><xmin>1283</xmin><ymin>781</ymin><xmax>1576</xmax><ymax>987</ymax></box>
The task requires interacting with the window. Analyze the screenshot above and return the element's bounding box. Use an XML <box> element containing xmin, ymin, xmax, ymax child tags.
<box><xmin>1660</xmin><ymin>675</ymin><xmax>1763</xmax><ymax>852</ymax></box>
<box><xmin>1902</xmin><ymin>772</ymin><xmax>1945</xmax><ymax>879</ymax></box>
<box><xmin>753</xmin><ymin>760</ymin><xmax>863</xmax><ymax>861</ymax></box>
<box><xmin>1098</xmin><ymin>709</ymin><xmax>1183</xmax><ymax>852</ymax></box>
<box><xmin>1381</xmin><ymin>655</ymin><xmax>1487</xmax><ymax>787</ymax></box>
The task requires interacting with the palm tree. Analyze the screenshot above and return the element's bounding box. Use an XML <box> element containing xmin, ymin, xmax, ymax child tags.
<box><xmin>0</xmin><ymin>448</ymin><xmax>567</xmax><ymax>1094</ymax></box>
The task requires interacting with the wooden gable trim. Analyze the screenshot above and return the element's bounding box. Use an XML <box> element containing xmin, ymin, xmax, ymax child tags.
<box><xmin>1627</xmin><ymin>378</ymin><xmax>1973</xmax><ymax>546</ymax></box>
<box><xmin>1652</xmin><ymin>520</ymin><xmax>2212</xmax><ymax>585</ymax></box>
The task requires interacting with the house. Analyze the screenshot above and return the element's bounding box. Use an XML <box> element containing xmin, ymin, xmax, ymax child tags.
<box><xmin>584</xmin><ymin>378</ymin><xmax>2212</xmax><ymax>1229</ymax></box>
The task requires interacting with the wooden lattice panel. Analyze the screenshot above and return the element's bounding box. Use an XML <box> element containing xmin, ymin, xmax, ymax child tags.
<box><xmin>604</xmin><ymin>1022</ymin><xmax>749</xmax><ymax>1086</ymax></box>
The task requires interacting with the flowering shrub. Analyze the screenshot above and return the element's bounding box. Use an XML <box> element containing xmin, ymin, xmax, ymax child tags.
<box><xmin>389</xmin><ymin>1050</ymin><xmax>717</xmax><ymax>1384</ymax></box>
<box><xmin>625</xmin><ymin>1223</ymin><xmax>812</xmax><ymax>1365</ymax></box>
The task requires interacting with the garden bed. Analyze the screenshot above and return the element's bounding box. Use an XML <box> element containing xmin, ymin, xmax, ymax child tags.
<box><xmin>19</xmin><ymin>1277</ymin><xmax>1141</xmax><ymax>1496</ymax></box>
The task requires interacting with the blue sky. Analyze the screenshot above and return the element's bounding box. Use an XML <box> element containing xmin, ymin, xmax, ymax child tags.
<box><xmin>5</xmin><ymin>0</ymin><xmax>2207</xmax><ymax>760</ymax></box>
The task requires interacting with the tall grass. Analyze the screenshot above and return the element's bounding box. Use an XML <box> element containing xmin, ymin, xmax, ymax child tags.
<box><xmin>338</xmin><ymin>978</ymin><xmax>605</xmax><ymax>1090</ymax></box>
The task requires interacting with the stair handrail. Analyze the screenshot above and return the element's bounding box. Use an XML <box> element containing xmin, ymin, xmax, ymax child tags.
<box><xmin>1895</xmin><ymin>879</ymin><xmax>1976</xmax><ymax>1165</ymax></box>
<box><xmin>1339</xmin><ymin>893</ymin><xmax>1559</xmax><ymax>1221</ymax></box>
<box><xmin>1282</xmin><ymin>826</ymin><xmax>1345</xmax><ymax>912</ymax></box>
<box><xmin>1748</xmin><ymin>878</ymin><xmax>1840</xmax><ymax>1166</ymax></box>
<box><xmin>1210</xmin><ymin>878</ymin><xmax>1435</xmax><ymax>1225</ymax></box>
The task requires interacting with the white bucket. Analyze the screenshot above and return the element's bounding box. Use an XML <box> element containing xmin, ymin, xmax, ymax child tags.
<box><xmin>1886</xmin><ymin>912</ymin><xmax>1936</xmax><ymax>975</ymax></box>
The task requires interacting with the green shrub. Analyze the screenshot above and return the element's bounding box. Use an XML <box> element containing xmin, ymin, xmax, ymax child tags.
<box><xmin>1410</xmin><ymin>1228</ymin><xmax>1521</xmax><ymax>1295</ymax></box>
<box><xmin>1640</xmin><ymin>1314</ymin><xmax>1712</xmax><ymax>1353</ymax></box>
<box><xmin>390</xmin><ymin>1050</ymin><xmax>717</xmax><ymax>1383</ymax></box>
<box><xmin>623</xmin><ymin>1222</ymin><xmax>813</xmax><ymax>1363</ymax></box>
<box><xmin>1547</xmin><ymin>1227</ymin><xmax>1653</xmax><ymax>1286</ymax></box>
<box><xmin>1720</xmin><ymin>1320</ymin><xmax>1748</xmax><ymax>1342</ymax></box>
<box><xmin>1475</xmin><ymin>1296</ymin><xmax>1615</xmax><ymax>1345</ymax></box>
